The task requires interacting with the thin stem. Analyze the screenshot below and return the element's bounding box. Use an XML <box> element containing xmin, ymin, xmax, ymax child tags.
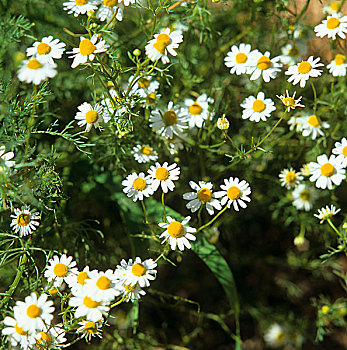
<box><xmin>141</xmin><ymin>200</ymin><xmax>149</xmax><ymax>224</ymax></box>
<box><xmin>162</xmin><ymin>192</ymin><xmax>167</xmax><ymax>223</ymax></box>
<box><xmin>102</xmin><ymin>7</ymin><xmax>119</xmax><ymax>31</ymax></box>
<box><xmin>224</xmin><ymin>132</ymin><xmax>241</xmax><ymax>154</ymax></box>
<box><xmin>327</xmin><ymin>218</ymin><xmax>341</xmax><ymax>237</ymax></box>
<box><xmin>254</xmin><ymin>79</ymin><xmax>262</xmax><ymax>96</ymax></box>
<box><xmin>310</xmin><ymin>79</ymin><xmax>317</xmax><ymax>113</ymax></box>
<box><xmin>110</xmin><ymin>293</ymin><xmax>129</xmax><ymax>308</ymax></box>
<box><xmin>90</xmin><ymin>61</ymin><xmax>114</xmax><ymax>103</ymax></box>
<box><xmin>196</xmin><ymin>206</ymin><xmax>228</xmax><ymax>233</ymax></box>
<box><xmin>197</xmin><ymin>205</ymin><xmax>204</xmax><ymax>227</ymax></box>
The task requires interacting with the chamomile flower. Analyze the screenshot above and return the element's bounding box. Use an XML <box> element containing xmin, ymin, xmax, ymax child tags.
<box><xmin>14</xmin><ymin>293</ymin><xmax>54</xmax><ymax>332</ymax></box>
<box><xmin>149</xmin><ymin>101</ymin><xmax>188</xmax><ymax>138</ymax></box>
<box><xmin>287</xmin><ymin>115</ymin><xmax>304</xmax><ymax>132</ymax></box>
<box><xmin>67</xmin><ymin>34</ymin><xmax>109</xmax><ymax>68</ymax></box>
<box><xmin>122</xmin><ymin>172</ymin><xmax>154</xmax><ymax>201</ymax></box>
<box><xmin>332</xmin><ymin>137</ymin><xmax>347</xmax><ymax>167</ymax></box>
<box><xmin>300</xmin><ymin>114</ymin><xmax>330</xmax><ymax>140</ymax></box>
<box><xmin>276</xmin><ymin>90</ymin><xmax>304</xmax><ymax>112</ymax></box>
<box><xmin>285</xmin><ymin>56</ymin><xmax>324</xmax><ymax>88</ymax></box>
<box><xmin>323</xmin><ymin>2</ymin><xmax>341</xmax><ymax>15</ymax></box>
<box><xmin>120</xmin><ymin>283</ymin><xmax>146</xmax><ymax>302</ymax></box>
<box><xmin>145</xmin><ymin>28</ymin><xmax>183</xmax><ymax>64</ymax></box>
<box><xmin>131</xmin><ymin>144</ymin><xmax>158</xmax><ymax>163</ymax></box>
<box><xmin>327</xmin><ymin>54</ymin><xmax>347</xmax><ymax>76</ymax></box>
<box><xmin>314</xmin><ymin>204</ymin><xmax>341</xmax><ymax>223</ymax></box>
<box><xmin>147</xmin><ymin>162</ymin><xmax>180</xmax><ymax>193</ymax></box>
<box><xmin>17</xmin><ymin>58</ymin><xmax>57</xmax><ymax>85</ymax></box>
<box><xmin>10</xmin><ymin>205</ymin><xmax>40</xmax><ymax>237</ymax></box>
<box><xmin>224</xmin><ymin>43</ymin><xmax>254</xmax><ymax>75</ymax></box>
<box><xmin>217</xmin><ymin>115</ymin><xmax>230</xmax><ymax>130</ymax></box>
<box><xmin>309</xmin><ymin>154</ymin><xmax>346</xmax><ymax>189</ymax></box>
<box><xmin>77</xmin><ymin>320</ymin><xmax>103</xmax><ymax>341</ymax></box>
<box><xmin>100</xmin><ymin>89</ymin><xmax>127</xmax><ymax>122</ymax></box>
<box><xmin>95</xmin><ymin>0</ymin><xmax>123</xmax><ymax>22</ymax></box>
<box><xmin>34</xmin><ymin>325</ymin><xmax>67</xmax><ymax>349</ymax></box>
<box><xmin>314</xmin><ymin>13</ymin><xmax>347</xmax><ymax>40</ymax></box>
<box><xmin>129</xmin><ymin>75</ymin><xmax>159</xmax><ymax>98</ymax></box>
<box><xmin>183</xmin><ymin>181</ymin><xmax>222</xmax><ymax>215</ymax></box>
<box><xmin>26</xmin><ymin>36</ymin><xmax>66</xmax><ymax>65</ymax></box>
<box><xmin>2</xmin><ymin>316</ymin><xmax>36</xmax><ymax>349</ymax></box>
<box><xmin>280</xmin><ymin>43</ymin><xmax>305</xmax><ymax>66</ymax></box>
<box><xmin>121</xmin><ymin>257</ymin><xmax>157</xmax><ymax>287</ymax></box>
<box><xmin>75</xmin><ymin>102</ymin><xmax>104</xmax><ymax>132</ymax></box>
<box><xmin>84</xmin><ymin>269</ymin><xmax>121</xmax><ymax>302</ymax></box>
<box><xmin>0</xmin><ymin>145</ymin><xmax>15</xmax><ymax>171</ymax></box>
<box><xmin>44</xmin><ymin>254</ymin><xmax>78</xmax><ymax>288</ymax></box>
<box><xmin>240</xmin><ymin>92</ymin><xmax>276</xmax><ymax>122</ymax></box>
<box><xmin>184</xmin><ymin>94</ymin><xmax>214</xmax><ymax>128</ymax></box>
<box><xmin>63</xmin><ymin>0</ymin><xmax>98</xmax><ymax>17</ymax></box>
<box><xmin>292</xmin><ymin>184</ymin><xmax>318</xmax><ymax>211</ymax></box>
<box><xmin>159</xmin><ymin>216</ymin><xmax>196</xmax><ymax>251</ymax></box>
<box><xmin>264</xmin><ymin>323</ymin><xmax>286</xmax><ymax>348</ymax></box>
<box><xmin>66</xmin><ymin>266</ymin><xmax>92</xmax><ymax>295</ymax></box>
<box><xmin>247</xmin><ymin>51</ymin><xmax>283</xmax><ymax>82</ymax></box>
<box><xmin>279</xmin><ymin>168</ymin><xmax>303</xmax><ymax>189</ymax></box>
<box><xmin>300</xmin><ymin>163</ymin><xmax>311</xmax><ymax>176</ymax></box>
<box><xmin>214</xmin><ymin>177</ymin><xmax>252</xmax><ymax>211</ymax></box>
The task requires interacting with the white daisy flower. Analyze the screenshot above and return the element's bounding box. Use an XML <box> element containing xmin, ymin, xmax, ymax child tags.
<box><xmin>264</xmin><ymin>323</ymin><xmax>286</xmax><ymax>348</ymax></box>
<box><xmin>278</xmin><ymin>168</ymin><xmax>303</xmax><ymax>189</ymax></box>
<box><xmin>44</xmin><ymin>254</ymin><xmax>78</xmax><ymax>288</ymax></box>
<box><xmin>166</xmin><ymin>135</ymin><xmax>186</xmax><ymax>155</ymax></box>
<box><xmin>327</xmin><ymin>54</ymin><xmax>347</xmax><ymax>76</ymax></box>
<box><xmin>240</xmin><ymin>92</ymin><xmax>276</xmax><ymax>122</ymax></box>
<box><xmin>276</xmin><ymin>90</ymin><xmax>304</xmax><ymax>112</ymax></box>
<box><xmin>149</xmin><ymin>101</ymin><xmax>188</xmax><ymax>138</ymax></box>
<box><xmin>292</xmin><ymin>184</ymin><xmax>318</xmax><ymax>211</ymax></box>
<box><xmin>95</xmin><ymin>0</ymin><xmax>123</xmax><ymax>22</ymax></box>
<box><xmin>100</xmin><ymin>89</ymin><xmax>127</xmax><ymax>123</ymax></box>
<box><xmin>77</xmin><ymin>320</ymin><xmax>103</xmax><ymax>341</ymax></box>
<box><xmin>214</xmin><ymin>177</ymin><xmax>252</xmax><ymax>211</ymax></box>
<box><xmin>285</xmin><ymin>56</ymin><xmax>324</xmax><ymax>88</ymax></box>
<box><xmin>129</xmin><ymin>75</ymin><xmax>160</xmax><ymax>100</ymax></box>
<box><xmin>0</xmin><ymin>145</ymin><xmax>15</xmax><ymax>171</ymax></box>
<box><xmin>122</xmin><ymin>0</ymin><xmax>135</xmax><ymax>6</ymax></box>
<box><xmin>323</xmin><ymin>2</ymin><xmax>341</xmax><ymax>15</ymax></box>
<box><xmin>34</xmin><ymin>324</ymin><xmax>66</xmax><ymax>349</ymax></box>
<box><xmin>247</xmin><ymin>51</ymin><xmax>283</xmax><ymax>82</ymax></box>
<box><xmin>287</xmin><ymin>115</ymin><xmax>304</xmax><ymax>132</ymax></box>
<box><xmin>69</xmin><ymin>290</ymin><xmax>110</xmax><ymax>322</ymax></box>
<box><xmin>309</xmin><ymin>154</ymin><xmax>346</xmax><ymax>189</ymax></box>
<box><xmin>314</xmin><ymin>204</ymin><xmax>341</xmax><ymax>223</ymax></box>
<box><xmin>147</xmin><ymin>162</ymin><xmax>180</xmax><ymax>193</ymax></box>
<box><xmin>84</xmin><ymin>269</ymin><xmax>121</xmax><ymax>303</ymax></box>
<box><xmin>65</xmin><ymin>266</ymin><xmax>92</xmax><ymax>295</ymax></box>
<box><xmin>332</xmin><ymin>137</ymin><xmax>347</xmax><ymax>167</ymax></box>
<box><xmin>17</xmin><ymin>57</ymin><xmax>57</xmax><ymax>85</ymax></box>
<box><xmin>67</xmin><ymin>34</ymin><xmax>109</xmax><ymax>68</ymax></box>
<box><xmin>314</xmin><ymin>13</ymin><xmax>347</xmax><ymax>40</ymax></box>
<box><xmin>183</xmin><ymin>181</ymin><xmax>221</xmax><ymax>215</ymax></box>
<box><xmin>26</xmin><ymin>36</ymin><xmax>66</xmax><ymax>65</ymax></box>
<box><xmin>300</xmin><ymin>163</ymin><xmax>311</xmax><ymax>176</ymax></box>
<box><xmin>2</xmin><ymin>316</ymin><xmax>36</xmax><ymax>349</ymax></box>
<box><xmin>184</xmin><ymin>94</ymin><xmax>214</xmax><ymax>128</ymax></box>
<box><xmin>131</xmin><ymin>144</ymin><xmax>158</xmax><ymax>164</ymax></box>
<box><xmin>121</xmin><ymin>257</ymin><xmax>157</xmax><ymax>288</ymax></box>
<box><xmin>75</xmin><ymin>102</ymin><xmax>104</xmax><ymax>132</ymax></box>
<box><xmin>300</xmin><ymin>114</ymin><xmax>330</xmax><ymax>140</ymax></box>
<box><xmin>158</xmin><ymin>216</ymin><xmax>196</xmax><ymax>251</ymax></box>
<box><xmin>145</xmin><ymin>28</ymin><xmax>183</xmax><ymax>64</ymax></box>
<box><xmin>216</xmin><ymin>115</ymin><xmax>230</xmax><ymax>130</ymax></box>
<box><xmin>224</xmin><ymin>43</ymin><xmax>254</xmax><ymax>75</ymax></box>
<box><xmin>122</xmin><ymin>172</ymin><xmax>154</xmax><ymax>201</ymax></box>
<box><xmin>10</xmin><ymin>205</ymin><xmax>40</xmax><ymax>237</ymax></box>
<box><xmin>63</xmin><ymin>0</ymin><xmax>98</xmax><ymax>17</ymax></box>
<box><xmin>14</xmin><ymin>293</ymin><xmax>54</xmax><ymax>332</ymax></box>
<box><xmin>280</xmin><ymin>43</ymin><xmax>305</xmax><ymax>66</ymax></box>
<box><xmin>120</xmin><ymin>282</ymin><xmax>146</xmax><ymax>302</ymax></box>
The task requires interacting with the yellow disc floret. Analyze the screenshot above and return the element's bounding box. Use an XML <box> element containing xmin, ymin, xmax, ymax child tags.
<box><xmin>77</xmin><ymin>271</ymin><xmax>89</xmax><ymax>285</ymax></box>
<box><xmin>299</xmin><ymin>190</ymin><xmax>311</xmax><ymax>201</ymax></box>
<box><xmin>252</xmin><ymin>100</ymin><xmax>266</xmax><ymax>113</ymax></box>
<box><xmin>235</xmin><ymin>52</ymin><xmax>247</xmax><ymax>63</ymax></box>
<box><xmin>282</xmin><ymin>97</ymin><xmax>295</xmax><ymax>107</ymax></box>
<box><xmin>15</xmin><ymin>323</ymin><xmax>28</xmax><ymax>335</ymax></box>
<box><xmin>83</xmin><ymin>296</ymin><xmax>100</xmax><ymax>308</ymax></box>
<box><xmin>103</xmin><ymin>0</ymin><xmax>118</xmax><ymax>6</ymax></box>
<box><xmin>133</xmin><ymin>178</ymin><xmax>146</xmax><ymax>191</ymax></box>
<box><xmin>327</xmin><ymin>17</ymin><xmax>340</xmax><ymax>29</ymax></box>
<box><xmin>84</xmin><ymin>321</ymin><xmax>97</xmax><ymax>333</ymax></box>
<box><xmin>76</xmin><ymin>0</ymin><xmax>88</xmax><ymax>5</ymax></box>
<box><xmin>79</xmin><ymin>39</ymin><xmax>96</xmax><ymax>56</ymax></box>
<box><xmin>285</xmin><ymin>171</ymin><xmax>297</xmax><ymax>184</ymax></box>
<box><xmin>153</xmin><ymin>33</ymin><xmax>171</xmax><ymax>54</ymax></box>
<box><xmin>307</xmin><ymin>115</ymin><xmax>319</xmax><ymax>127</ymax></box>
<box><xmin>27</xmin><ymin>59</ymin><xmax>42</xmax><ymax>70</ymax></box>
<box><xmin>53</xmin><ymin>263</ymin><xmax>68</xmax><ymax>277</ymax></box>
<box><xmin>96</xmin><ymin>276</ymin><xmax>111</xmax><ymax>290</ymax></box>
<box><xmin>37</xmin><ymin>43</ymin><xmax>51</xmax><ymax>55</ymax></box>
<box><xmin>36</xmin><ymin>332</ymin><xmax>52</xmax><ymax>347</ymax></box>
<box><xmin>140</xmin><ymin>146</ymin><xmax>152</xmax><ymax>155</ymax></box>
<box><xmin>27</xmin><ymin>304</ymin><xmax>42</xmax><ymax>318</ymax></box>
<box><xmin>138</xmin><ymin>78</ymin><xmax>150</xmax><ymax>89</ymax></box>
<box><xmin>256</xmin><ymin>56</ymin><xmax>271</xmax><ymax>70</ymax></box>
<box><xmin>320</xmin><ymin>163</ymin><xmax>335</xmax><ymax>177</ymax></box>
<box><xmin>298</xmin><ymin>61</ymin><xmax>312</xmax><ymax>74</ymax></box>
<box><xmin>334</xmin><ymin>54</ymin><xmax>346</xmax><ymax>65</ymax></box>
<box><xmin>85</xmin><ymin>110</ymin><xmax>99</xmax><ymax>124</ymax></box>
<box><xmin>155</xmin><ymin>167</ymin><xmax>169</xmax><ymax>181</ymax></box>
<box><xmin>227</xmin><ymin>186</ymin><xmax>241</xmax><ymax>200</ymax></box>
<box><xmin>197</xmin><ymin>188</ymin><xmax>212</xmax><ymax>203</ymax></box>
<box><xmin>342</xmin><ymin>146</ymin><xmax>347</xmax><ymax>157</ymax></box>
<box><xmin>189</xmin><ymin>102</ymin><xmax>203</xmax><ymax>115</ymax></box>
<box><xmin>132</xmin><ymin>263</ymin><xmax>146</xmax><ymax>276</ymax></box>
<box><xmin>167</xmin><ymin>221</ymin><xmax>185</xmax><ymax>238</ymax></box>
<box><xmin>16</xmin><ymin>213</ymin><xmax>31</xmax><ymax>226</ymax></box>
<box><xmin>162</xmin><ymin>110</ymin><xmax>178</xmax><ymax>126</ymax></box>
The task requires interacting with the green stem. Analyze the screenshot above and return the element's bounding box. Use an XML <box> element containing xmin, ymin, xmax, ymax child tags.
<box><xmin>90</xmin><ymin>61</ymin><xmax>115</xmax><ymax>104</ymax></box>
<box><xmin>141</xmin><ymin>200</ymin><xmax>149</xmax><ymax>224</ymax></box>
<box><xmin>310</xmin><ymin>79</ymin><xmax>317</xmax><ymax>113</ymax></box>
<box><xmin>196</xmin><ymin>206</ymin><xmax>228</xmax><ymax>233</ymax></box>
<box><xmin>110</xmin><ymin>293</ymin><xmax>129</xmax><ymax>308</ymax></box>
<box><xmin>197</xmin><ymin>205</ymin><xmax>204</xmax><ymax>227</ymax></box>
<box><xmin>224</xmin><ymin>133</ymin><xmax>241</xmax><ymax>154</ymax></box>
<box><xmin>327</xmin><ymin>218</ymin><xmax>341</xmax><ymax>237</ymax></box>
<box><xmin>162</xmin><ymin>192</ymin><xmax>167</xmax><ymax>222</ymax></box>
<box><xmin>254</xmin><ymin>79</ymin><xmax>262</xmax><ymax>96</ymax></box>
<box><xmin>101</xmin><ymin>7</ymin><xmax>119</xmax><ymax>31</ymax></box>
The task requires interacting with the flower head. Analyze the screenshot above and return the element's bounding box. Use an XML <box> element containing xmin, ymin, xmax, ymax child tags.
<box><xmin>75</xmin><ymin>102</ymin><xmax>104</xmax><ymax>132</ymax></box>
<box><xmin>314</xmin><ymin>13</ymin><xmax>347</xmax><ymax>40</ymax></box>
<box><xmin>332</xmin><ymin>137</ymin><xmax>347</xmax><ymax>167</ymax></box>
<box><xmin>147</xmin><ymin>162</ymin><xmax>180</xmax><ymax>193</ymax></box>
<box><xmin>240</xmin><ymin>92</ymin><xmax>276</xmax><ymax>122</ymax></box>
<box><xmin>2</xmin><ymin>316</ymin><xmax>36</xmax><ymax>349</ymax></box>
<box><xmin>300</xmin><ymin>114</ymin><xmax>330</xmax><ymax>140</ymax></box>
<box><xmin>0</xmin><ymin>145</ymin><xmax>15</xmax><ymax>171</ymax></box>
<box><xmin>77</xmin><ymin>320</ymin><xmax>103</xmax><ymax>341</ymax></box>
<box><xmin>122</xmin><ymin>172</ymin><xmax>154</xmax><ymax>201</ymax></box>
<box><xmin>276</xmin><ymin>90</ymin><xmax>304</xmax><ymax>112</ymax></box>
<box><xmin>63</xmin><ymin>0</ymin><xmax>98</xmax><ymax>17</ymax></box>
<box><xmin>278</xmin><ymin>168</ymin><xmax>303</xmax><ymax>189</ymax></box>
<box><xmin>26</xmin><ymin>36</ymin><xmax>66</xmax><ymax>64</ymax></box>
<box><xmin>314</xmin><ymin>204</ymin><xmax>341</xmax><ymax>223</ymax></box>
<box><xmin>10</xmin><ymin>205</ymin><xmax>40</xmax><ymax>237</ymax></box>
<box><xmin>95</xmin><ymin>0</ymin><xmax>123</xmax><ymax>22</ymax></box>
<box><xmin>224</xmin><ymin>43</ymin><xmax>254</xmax><ymax>75</ymax></box>
<box><xmin>264</xmin><ymin>323</ymin><xmax>286</xmax><ymax>348</ymax></box>
<box><xmin>280</xmin><ymin>43</ymin><xmax>306</xmax><ymax>66</ymax></box>
<box><xmin>17</xmin><ymin>57</ymin><xmax>57</xmax><ymax>85</ymax></box>
<box><xmin>131</xmin><ymin>144</ymin><xmax>158</xmax><ymax>164</ymax></box>
<box><xmin>66</xmin><ymin>266</ymin><xmax>92</xmax><ymax>295</ymax></box>
<box><xmin>292</xmin><ymin>184</ymin><xmax>318</xmax><ymax>211</ymax></box>
<box><xmin>327</xmin><ymin>54</ymin><xmax>347</xmax><ymax>77</ymax></box>
<box><xmin>34</xmin><ymin>324</ymin><xmax>67</xmax><ymax>349</ymax></box>
<box><xmin>119</xmin><ymin>282</ymin><xmax>146</xmax><ymax>302</ymax></box>
<box><xmin>184</xmin><ymin>94</ymin><xmax>214</xmax><ymax>128</ymax></box>
<box><xmin>217</xmin><ymin>115</ymin><xmax>230</xmax><ymax>130</ymax></box>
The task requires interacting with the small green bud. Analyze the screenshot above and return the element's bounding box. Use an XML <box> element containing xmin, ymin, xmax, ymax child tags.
<box><xmin>133</xmin><ymin>49</ymin><xmax>141</xmax><ymax>57</ymax></box>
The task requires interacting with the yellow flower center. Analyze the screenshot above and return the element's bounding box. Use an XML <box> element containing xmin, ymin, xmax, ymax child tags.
<box><xmin>155</xmin><ymin>167</ymin><xmax>169</xmax><ymax>181</ymax></box>
<box><xmin>16</xmin><ymin>213</ymin><xmax>31</xmax><ymax>226</ymax></box>
<box><xmin>329</xmin><ymin>2</ymin><xmax>339</xmax><ymax>12</ymax></box>
<box><xmin>96</xmin><ymin>276</ymin><xmax>111</xmax><ymax>290</ymax></box>
<box><xmin>53</xmin><ymin>263</ymin><xmax>68</xmax><ymax>277</ymax></box>
<box><xmin>79</xmin><ymin>39</ymin><xmax>96</xmax><ymax>56</ymax></box>
<box><xmin>256</xmin><ymin>55</ymin><xmax>271</xmax><ymax>70</ymax></box>
<box><xmin>85</xmin><ymin>110</ymin><xmax>99</xmax><ymax>124</ymax></box>
<box><xmin>103</xmin><ymin>0</ymin><xmax>118</xmax><ymax>6</ymax></box>
<box><xmin>140</xmin><ymin>146</ymin><xmax>152</xmax><ymax>155</ymax></box>
<box><xmin>235</xmin><ymin>52</ymin><xmax>247</xmax><ymax>63</ymax></box>
<box><xmin>84</xmin><ymin>321</ymin><xmax>97</xmax><ymax>333</ymax></box>
<box><xmin>320</xmin><ymin>163</ymin><xmax>335</xmax><ymax>177</ymax></box>
<box><xmin>26</xmin><ymin>304</ymin><xmax>42</xmax><ymax>318</ymax></box>
<box><xmin>307</xmin><ymin>115</ymin><xmax>319</xmax><ymax>127</ymax></box>
<box><xmin>138</xmin><ymin>78</ymin><xmax>150</xmax><ymax>89</ymax></box>
<box><xmin>288</xmin><ymin>47</ymin><xmax>299</xmax><ymax>57</ymax></box>
<box><xmin>167</xmin><ymin>221</ymin><xmax>185</xmax><ymax>238</ymax></box>
<box><xmin>162</xmin><ymin>110</ymin><xmax>178</xmax><ymax>126</ymax></box>
<box><xmin>298</xmin><ymin>61</ymin><xmax>312</xmax><ymax>74</ymax></box>
<box><xmin>252</xmin><ymin>99</ymin><xmax>266</xmax><ymax>112</ymax></box>
<box><xmin>146</xmin><ymin>93</ymin><xmax>156</xmax><ymax>104</ymax></box>
<box><xmin>276</xmin><ymin>332</ymin><xmax>285</xmax><ymax>342</ymax></box>
<box><xmin>217</xmin><ymin>117</ymin><xmax>229</xmax><ymax>130</ymax></box>
<box><xmin>299</xmin><ymin>190</ymin><xmax>311</xmax><ymax>201</ymax></box>
<box><xmin>77</xmin><ymin>271</ymin><xmax>89</xmax><ymax>285</ymax></box>
<box><xmin>283</xmin><ymin>97</ymin><xmax>295</xmax><ymax>107</ymax></box>
<box><xmin>132</xmin><ymin>263</ymin><xmax>146</xmax><ymax>276</ymax></box>
<box><xmin>36</xmin><ymin>332</ymin><xmax>52</xmax><ymax>347</ymax></box>
<box><xmin>48</xmin><ymin>288</ymin><xmax>58</xmax><ymax>296</ymax></box>
<box><xmin>76</xmin><ymin>0</ymin><xmax>88</xmax><ymax>5</ymax></box>
<box><xmin>285</xmin><ymin>171</ymin><xmax>297</xmax><ymax>183</ymax></box>
<box><xmin>15</xmin><ymin>323</ymin><xmax>28</xmax><ymax>335</ymax></box>
<box><xmin>197</xmin><ymin>188</ymin><xmax>212</xmax><ymax>203</ymax></box>
<box><xmin>83</xmin><ymin>296</ymin><xmax>100</xmax><ymax>308</ymax></box>
<box><xmin>189</xmin><ymin>102</ymin><xmax>203</xmax><ymax>115</ymax></box>
<box><xmin>133</xmin><ymin>178</ymin><xmax>146</xmax><ymax>191</ymax></box>
<box><xmin>227</xmin><ymin>186</ymin><xmax>241</xmax><ymax>200</ymax></box>
<box><xmin>342</xmin><ymin>145</ymin><xmax>347</xmax><ymax>157</ymax></box>
<box><xmin>153</xmin><ymin>33</ymin><xmax>171</xmax><ymax>54</ymax></box>
<box><xmin>27</xmin><ymin>59</ymin><xmax>42</xmax><ymax>70</ymax></box>
<box><xmin>37</xmin><ymin>42</ymin><xmax>51</xmax><ymax>55</ymax></box>
<box><xmin>327</xmin><ymin>17</ymin><xmax>340</xmax><ymax>29</ymax></box>
<box><xmin>334</xmin><ymin>54</ymin><xmax>346</xmax><ymax>65</ymax></box>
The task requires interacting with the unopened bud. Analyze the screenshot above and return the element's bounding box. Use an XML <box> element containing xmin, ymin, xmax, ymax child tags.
<box><xmin>217</xmin><ymin>115</ymin><xmax>230</xmax><ymax>130</ymax></box>
<box><xmin>133</xmin><ymin>49</ymin><xmax>141</xmax><ymax>56</ymax></box>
